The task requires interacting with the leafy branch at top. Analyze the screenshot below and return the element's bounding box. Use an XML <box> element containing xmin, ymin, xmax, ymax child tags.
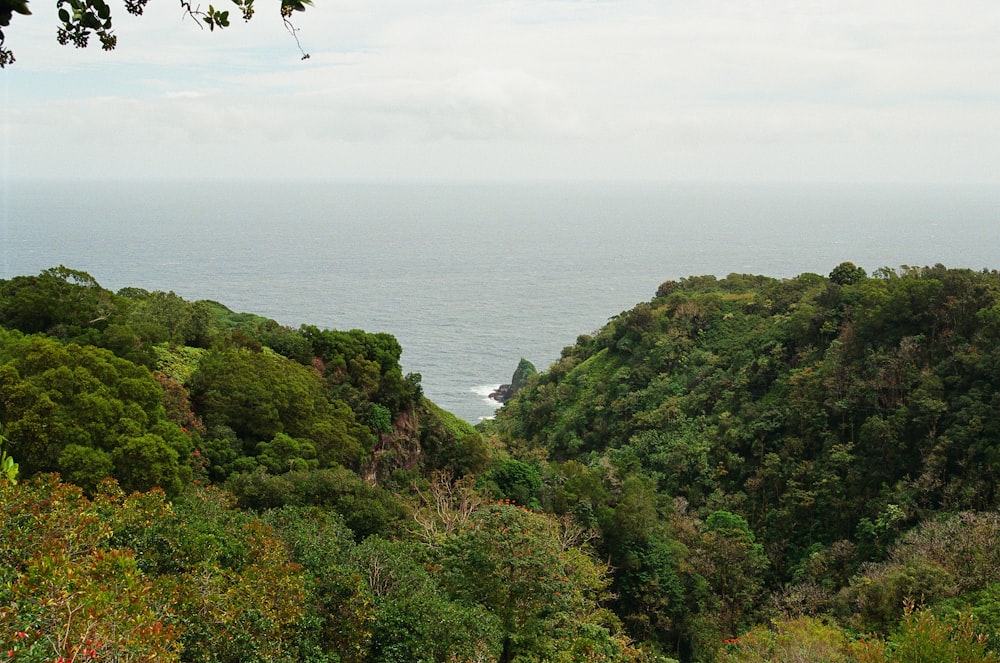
<box><xmin>0</xmin><ymin>0</ymin><xmax>32</xmax><ymax>66</ymax></box>
<box><xmin>0</xmin><ymin>0</ymin><xmax>312</xmax><ymax>68</ymax></box>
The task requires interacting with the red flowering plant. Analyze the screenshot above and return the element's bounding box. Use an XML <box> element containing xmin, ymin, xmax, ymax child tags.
<box><xmin>152</xmin><ymin>371</ymin><xmax>206</xmax><ymax>436</ymax></box>
<box><xmin>0</xmin><ymin>476</ymin><xmax>182</xmax><ymax>663</ymax></box>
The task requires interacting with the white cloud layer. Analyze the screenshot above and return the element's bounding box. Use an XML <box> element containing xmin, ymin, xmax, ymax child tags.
<box><xmin>3</xmin><ymin>0</ymin><xmax>1000</xmax><ymax>182</ymax></box>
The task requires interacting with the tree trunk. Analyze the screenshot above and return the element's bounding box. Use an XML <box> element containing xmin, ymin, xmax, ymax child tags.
<box><xmin>500</xmin><ymin>635</ymin><xmax>513</xmax><ymax>663</ymax></box>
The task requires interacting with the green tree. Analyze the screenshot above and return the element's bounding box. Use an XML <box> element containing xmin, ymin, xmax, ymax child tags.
<box><xmin>112</xmin><ymin>432</ymin><xmax>186</xmax><ymax>494</ymax></box>
<box><xmin>485</xmin><ymin>458</ymin><xmax>543</xmax><ymax>509</ymax></box>
<box><xmin>441</xmin><ymin>503</ymin><xmax>631</xmax><ymax>663</ymax></box>
<box><xmin>416</xmin><ymin>402</ymin><xmax>490</xmax><ymax>476</ymax></box>
<box><xmin>224</xmin><ymin>466</ymin><xmax>407</xmax><ymax>538</ymax></box>
<box><xmin>0</xmin><ymin>266</ymin><xmax>113</xmax><ymax>338</ymax></box>
<box><xmin>255</xmin><ymin>432</ymin><xmax>318</xmax><ymax>473</ymax></box>
<box><xmin>829</xmin><ymin>261</ymin><xmax>868</xmax><ymax>286</ymax></box>
<box><xmin>352</xmin><ymin>536</ymin><xmax>501</xmax><ymax>663</ymax></box>
<box><xmin>189</xmin><ymin>347</ymin><xmax>372</xmax><ymax>470</ymax></box>
<box><xmin>58</xmin><ymin>442</ymin><xmax>113</xmax><ymax>492</ymax></box>
<box><xmin>261</xmin><ymin>505</ymin><xmax>376</xmax><ymax>662</ymax></box>
<box><xmin>96</xmin><ymin>482</ymin><xmax>311</xmax><ymax>663</ymax></box>
<box><xmin>0</xmin><ymin>330</ymin><xmax>192</xmax><ymax>493</ymax></box>
<box><xmin>690</xmin><ymin>511</ymin><xmax>769</xmax><ymax>637</ymax></box>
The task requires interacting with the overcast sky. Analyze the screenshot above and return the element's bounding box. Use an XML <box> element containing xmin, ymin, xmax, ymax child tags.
<box><xmin>3</xmin><ymin>0</ymin><xmax>999</xmax><ymax>183</ymax></box>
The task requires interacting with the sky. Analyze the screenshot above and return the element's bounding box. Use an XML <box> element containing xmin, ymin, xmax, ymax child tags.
<box><xmin>2</xmin><ymin>0</ymin><xmax>1000</xmax><ymax>183</ymax></box>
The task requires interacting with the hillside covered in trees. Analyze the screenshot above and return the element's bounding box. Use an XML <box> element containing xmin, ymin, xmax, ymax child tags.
<box><xmin>1</xmin><ymin>263</ymin><xmax>999</xmax><ymax>663</ymax></box>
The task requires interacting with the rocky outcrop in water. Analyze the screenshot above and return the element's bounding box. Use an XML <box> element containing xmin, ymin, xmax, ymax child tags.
<box><xmin>490</xmin><ymin>358</ymin><xmax>537</xmax><ymax>403</ymax></box>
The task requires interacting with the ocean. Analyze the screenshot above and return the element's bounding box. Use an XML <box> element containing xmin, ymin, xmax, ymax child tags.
<box><xmin>2</xmin><ymin>180</ymin><xmax>998</xmax><ymax>423</ymax></box>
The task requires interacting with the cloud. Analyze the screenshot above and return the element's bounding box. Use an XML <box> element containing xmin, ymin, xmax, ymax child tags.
<box><xmin>279</xmin><ymin>67</ymin><xmax>588</xmax><ymax>142</ymax></box>
<box><xmin>4</xmin><ymin>0</ymin><xmax>1000</xmax><ymax>183</ymax></box>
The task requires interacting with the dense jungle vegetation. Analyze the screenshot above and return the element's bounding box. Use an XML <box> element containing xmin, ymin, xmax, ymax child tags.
<box><xmin>1</xmin><ymin>262</ymin><xmax>999</xmax><ymax>663</ymax></box>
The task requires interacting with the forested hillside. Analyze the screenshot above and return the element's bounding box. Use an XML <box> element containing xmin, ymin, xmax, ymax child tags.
<box><xmin>487</xmin><ymin>262</ymin><xmax>1000</xmax><ymax>661</ymax></box>
<box><xmin>1</xmin><ymin>263</ymin><xmax>998</xmax><ymax>663</ymax></box>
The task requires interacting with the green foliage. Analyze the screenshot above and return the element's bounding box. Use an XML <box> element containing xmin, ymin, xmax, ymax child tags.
<box><xmin>829</xmin><ymin>261</ymin><xmax>868</xmax><ymax>286</ymax></box>
<box><xmin>964</xmin><ymin>583</ymin><xmax>1000</xmax><ymax>649</ymax></box>
<box><xmin>851</xmin><ymin>602</ymin><xmax>999</xmax><ymax>663</ymax></box>
<box><xmin>0</xmin><ymin>267</ymin><xmax>479</xmax><ymax>522</ymax></box>
<box><xmin>0</xmin><ymin>425</ymin><xmax>18</xmax><ymax>484</ymax></box>
<box><xmin>5</xmin><ymin>264</ymin><xmax>1000</xmax><ymax>662</ymax></box>
<box><xmin>494</xmin><ymin>264</ymin><xmax>1000</xmax><ymax>556</ymax></box>
<box><xmin>0</xmin><ymin>328</ymin><xmax>192</xmax><ymax>494</ymax></box>
<box><xmin>488</xmin><ymin>265</ymin><xmax>1000</xmax><ymax>659</ymax></box>
<box><xmin>58</xmin><ymin>442</ymin><xmax>113</xmax><ymax>492</ymax></box>
<box><xmin>844</xmin><ymin>511</ymin><xmax>1000</xmax><ymax>632</ymax></box>
<box><xmin>224</xmin><ymin>466</ymin><xmax>407</xmax><ymax>538</ymax></box>
<box><xmin>689</xmin><ymin>511</ymin><xmax>769</xmax><ymax>636</ymax></box>
<box><xmin>191</xmin><ymin>348</ymin><xmax>318</xmax><ymax>440</ymax></box>
<box><xmin>117</xmin><ymin>290</ymin><xmax>216</xmax><ymax>349</ymax></box>
<box><xmin>718</xmin><ymin>616</ymin><xmax>853</xmax><ymax>663</ymax></box>
<box><xmin>613</xmin><ymin>535</ymin><xmax>687</xmax><ymax>645</ymax></box>
<box><xmin>98</xmin><ymin>481</ymin><xmax>311</xmax><ymax>663</ymax></box>
<box><xmin>512</xmin><ymin>357</ymin><xmax>538</xmax><ymax>391</ymax></box>
<box><xmin>484</xmin><ymin>458</ymin><xmax>543</xmax><ymax>509</ymax></box>
<box><xmin>441</xmin><ymin>502</ymin><xmax>633</xmax><ymax>662</ymax></box>
<box><xmin>189</xmin><ymin>347</ymin><xmax>373</xmax><ymax>471</ymax></box>
<box><xmin>0</xmin><ymin>0</ymin><xmax>30</xmax><ymax>65</ymax></box>
<box><xmin>113</xmin><ymin>432</ymin><xmax>186</xmax><ymax>494</ymax></box>
<box><xmin>302</xmin><ymin>325</ymin><xmax>421</xmax><ymax>416</ymax></box>
<box><xmin>0</xmin><ymin>266</ymin><xmax>110</xmax><ymax>337</ymax></box>
<box><xmin>0</xmin><ymin>476</ymin><xmax>183</xmax><ymax>662</ymax></box>
<box><xmin>369</xmin><ymin>403</ymin><xmax>393</xmax><ymax>434</ymax></box>
<box><xmin>262</xmin><ymin>506</ymin><xmax>375</xmax><ymax>663</ymax></box>
<box><xmin>418</xmin><ymin>400</ymin><xmax>491</xmax><ymax>476</ymax></box>
<box><xmin>352</xmin><ymin>536</ymin><xmax>501</xmax><ymax>663</ymax></box>
<box><xmin>255</xmin><ymin>432</ymin><xmax>318</xmax><ymax>473</ymax></box>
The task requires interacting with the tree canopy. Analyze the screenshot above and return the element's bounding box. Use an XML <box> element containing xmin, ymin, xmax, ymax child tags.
<box><xmin>3</xmin><ymin>264</ymin><xmax>1000</xmax><ymax>662</ymax></box>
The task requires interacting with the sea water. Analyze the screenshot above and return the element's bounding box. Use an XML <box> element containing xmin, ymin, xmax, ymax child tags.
<box><xmin>2</xmin><ymin>180</ymin><xmax>998</xmax><ymax>422</ymax></box>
